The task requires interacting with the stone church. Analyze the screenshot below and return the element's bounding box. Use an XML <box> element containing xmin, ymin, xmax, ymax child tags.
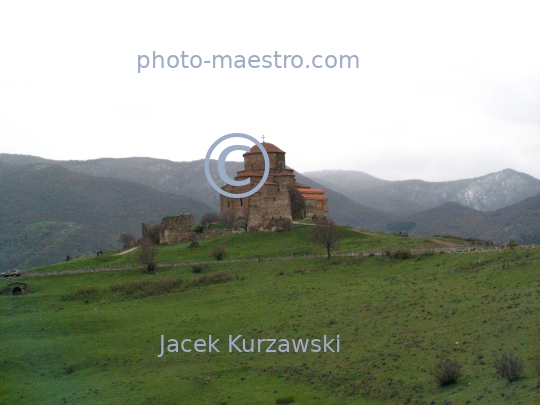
<box><xmin>220</xmin><ymin>141</ymin><xmax>328</xmax><ymax>231</ymax></box>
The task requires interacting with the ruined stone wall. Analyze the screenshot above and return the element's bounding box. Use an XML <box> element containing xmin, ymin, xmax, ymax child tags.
<box><xmin>141</xmin><ymin>214</ymin><xmax>195</xmax><ymax>245</ymax></box>
<box><xmin>158</xmin><ymin>214</ymin><xmax>195</xmax><ymax>244</ymax></box>
<box><xmin>196</xmin><ymin>227</ymin><xmax>245</xmax><ymax>240</ymax></box>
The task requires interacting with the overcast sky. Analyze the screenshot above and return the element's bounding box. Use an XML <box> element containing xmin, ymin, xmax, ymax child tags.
<box><xmin>1</xmin><ymin>1</ymin><xmax>539</xmax><ymax>181</ymax></box>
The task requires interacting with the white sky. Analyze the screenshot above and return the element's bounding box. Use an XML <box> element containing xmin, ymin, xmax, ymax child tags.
<box><xmin>0</xmin><ymin>1</ymin><xmax>539</xmax><ymax>181</ymax></box>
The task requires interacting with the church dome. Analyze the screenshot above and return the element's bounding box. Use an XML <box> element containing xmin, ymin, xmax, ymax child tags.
<box><xmin>248</xmin><ymin>142</ymin><xmax>285</xmax><ymax>154</ymax></box>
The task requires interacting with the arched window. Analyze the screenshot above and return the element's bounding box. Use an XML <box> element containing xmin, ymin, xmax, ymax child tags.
<box><xmin>227</xmin><ymin>200</ymin><xmax>230</xmax><ymax>208</ymax></box>
<box><xmin>240</xmin><ymin>198</ymin><xmax>243</xmax><ymax>207</ymax></box>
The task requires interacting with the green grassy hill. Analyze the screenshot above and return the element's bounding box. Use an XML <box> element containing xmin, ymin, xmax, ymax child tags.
<box><xmin>2</xmin><ymin>226</ymin><xmax>539</xmax><ymax>405</ymax></box>
<box><xmin>0</xmin><ymin>163</ymin><xmax>214</xmax><ymax>270</ymax></box>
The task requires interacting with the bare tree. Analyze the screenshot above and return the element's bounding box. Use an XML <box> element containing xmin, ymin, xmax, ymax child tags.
<box><xmin>137</xmin><ymin>237</ymin><xmax>158</xmax><ymax>273</ymax></box>
<box><xmin>220</xmin><ymin>210</ymin><xmax>235</xmax><ymax>226</ymax></box>
<box><xmin>310</xmin><ymin>219</ymin><xmax>342</xmax><ymax>258</ymax></box>
<box><xmin>119</xmin><ymin>232</ymin><xmax>135</xmax><ymax>248</ymax></box>
<box><xmin>200</xmin><ymin>212</ymin><xmax>220</xmax><ymax>226</ymax></box>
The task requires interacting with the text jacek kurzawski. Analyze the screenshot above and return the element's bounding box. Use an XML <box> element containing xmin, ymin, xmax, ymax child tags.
<box><xmin>158</xmin><ymin>335</ymin><xmax>340</xmax><ymax>357</ymax></box>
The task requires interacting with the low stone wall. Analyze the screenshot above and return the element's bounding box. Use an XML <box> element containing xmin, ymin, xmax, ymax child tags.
<box><xmin>196</xmin><ymin>227</ymin><xmax>244</xmax><ymax>240</ymax></box>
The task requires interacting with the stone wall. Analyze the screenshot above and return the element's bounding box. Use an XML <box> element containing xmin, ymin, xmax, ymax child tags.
<box><xmin>197</xmin><ymin>226</ymin><xmax>244</xmax><ymax>240</ymax></box>
<box><xmin>247</xmin><ymin>184</ymin><xmax>293</xmax><ymax>231</ymax></box>
<box><xmin>142</xmin><ymin>214</ymin><xmax>195</xmax><ymax>245</ymax></box>
<box><xmin>305</xmin><ymin>198</ymin><xmax>329</xmax><ymax>220</ymax></box>
<box><xmin>159</xmin><ymin>214</ymin><xmax>195</xmax><ymax>244</ymax></box>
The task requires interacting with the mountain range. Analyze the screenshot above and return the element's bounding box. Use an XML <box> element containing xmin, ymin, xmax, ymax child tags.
<box><xmin>0</xmin><ymin>153</ymin><xmax>539</xmax><ymax>269</ymax></box>
<box><xmin>305</xmin><ymin>169</ymin><xmax>540</xmax><ymax>214</ymax></box>
<box><xmin>0</xmin><ymin>160</ymin><xmax>213</xmax><ymax>270</ymax></box>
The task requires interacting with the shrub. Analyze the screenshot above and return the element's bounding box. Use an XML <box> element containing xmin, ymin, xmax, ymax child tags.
<box><xmin>119</xmin><ymin>232</ymin><xmax>135</xmax><ymax>248</ymax></box>
<box><xmin>288</xmin><ymin>185</ymin><xmax>306</xmax><ymax>219</ymax></box>
<box><xmin>274</xmin><ymin>217</ymin><xmax>293</xmax><ymax>232</ymax></box>
<box><xmin>390</xmin><ymin>249</ymin><xmax>413</xmax><ymax>260</ymax></box>
<box><xmin>415</xmin><ymin>251</ymin><xmax>435</xmax><ymax>261</ymax></box>
<box><xmin>220</xmin><ymin>210</ymin><xmax>235</xmax><ymax>226</ymax></box>
<box><xmin>192</xmin><ymin>264</ymin><xmax>204</xmax><ymax>273</ymax></box>
<box><xmin>138</xmin><ymin>237</ymin><xmax>158</xmax><ymax>273</ymax></box>
<box><xmin>194</xmin><ymin>225</ymin><xmax>205</xmax><ymax>233</ymax></box>
<box><xmin>494</xmin><ymin>351</ymin><xmax>524</xmax><ymax>382</ymax></box>
<box><xmin>506</xmin><ymin>239</ymin><xmax>518</xmax><ymax>250</ymax></box>
<box><xmin>211</xmin><ymin>246</ymin><xmax>227</xmax><ymax>261</ymax></box>
<box><xmin>191</xmin><ymin>272</ymin><xmax>232</xmax><ymax>286</ymax></box>
<box><xmin>276</xmin><ymin>396</ymin><xmax>295</xmax><ymax>404</ymax></box>
<box><xmin>144</xmin><ymin>224</ymin><xmax>162</xmax><ymax>244</ymax></box>
<box><xmin>110</xmin><ymin>278</ymin><xmax>183</xmax><ymax>299</ymax></box>
<box><xmin>432</xmin><ymin>359</ymin><xmax>462</xmax><ymax>387</ymax></box>
<box><xmin>199</xmin><ymin>212</ymin><xmax>220</xmax><ymax>226</ymax></box>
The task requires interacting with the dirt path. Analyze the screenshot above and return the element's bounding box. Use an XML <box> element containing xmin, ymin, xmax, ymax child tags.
<box><xmin>115</xmin><ymin>247</ymin><xmax>138</xmax><ymax>256</ymax></box>
<box><xmin>425</xmin><ymin>238</ymin><xmax>461</xmax><ymax>247</ymax></box>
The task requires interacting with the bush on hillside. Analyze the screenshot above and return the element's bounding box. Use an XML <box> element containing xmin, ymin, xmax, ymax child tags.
<box><xmin>190</xmin><ymin>272</ymin><xmax>232</xmax><ymax>286</ymax></box>
<box><xmin>494</xmin><ymin>351</ymin><xmax>524</xmax><ymax>382</ymax></box>
<box><xmin>192</xmin><ymin>264</ymin><xmax>204</xmax><ymax>273</ymax></box>
<box><xmin>119</xmin><ymin>232</ymin><xmax>136</xmax><ymax>248</ymax></box>
<box><xmin>385</xmin><ymin>249</ymin><xmax>413</xmax><ymax>259</ymax></box>
<box><xmin>432</xmin><ymin>359</ymin><xmax>462</xmax><ymax>387</ymax></box>
<box><xmin>110</xmin><ymin>277</ymin><xmax>183</xmax><ymax>299</ymax></box>
<box><xmin>211</xmin><ymin>246</ymin><xmax>227</xmax><ymax>261</ymax></box>
<box><xmin>199</xmin><ymin>212</ymin><xmax>220</xmax><ymax>226</ymax></box>
<box><xmin>138</xmin><ymin>237</ymin><xmax>158</xmax><ymax>273</ymax></box>
<box><xmin>506</xmin><ymin>239</ymin><xmax>518</xmax><ymax>250</ymax></box>
<box><xmin>274</xmin><ymin>217</ymin><xmax>293</xmax><ymax>232</ymax></box>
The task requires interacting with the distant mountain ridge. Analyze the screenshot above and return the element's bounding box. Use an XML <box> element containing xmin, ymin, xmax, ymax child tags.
<box><xmin>0</xmin><ymin>161</ymin><xmax>214</xmax><ymax>269</ymax></box>
<box><xmin>410</xmin><ymin>193</ymin><xmax>540</xmax><ymax>244</ymax></box>
<box><xmin>305</xmin><ymin>169</ymin><xmax>540</xmax><ymax>214</ymax></box>
<box><xmin>0</xmin><ymin>154</ymin><xmax>403</xmax><ymax>230</ymax></box>
<box><xmin>0</xmin><ymin>154</ymin><xmax>538</xmax><ymax>268</ymax></box>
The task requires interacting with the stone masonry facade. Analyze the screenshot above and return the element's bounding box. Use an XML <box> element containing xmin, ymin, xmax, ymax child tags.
<box><xmin>220</xmin><ymin>141</ymin><xmax>329</xmax><ymax>231</ymax></box>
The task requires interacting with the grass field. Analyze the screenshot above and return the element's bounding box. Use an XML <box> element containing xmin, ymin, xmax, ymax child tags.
<box><xmin>28</xmin><ymin>226</ymin><xmax>446</xmax><ymax>274</ymax></box>
<box><xmin>1</xmin><ymin>226</ymin><xmax>539</xmax><ymax>404</ymax></box>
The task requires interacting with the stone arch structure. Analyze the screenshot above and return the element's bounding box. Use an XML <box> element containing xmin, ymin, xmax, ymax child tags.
<box><xmin>2</xmin><ymin>282</ymin><xmax>29</xmax><ymax>296</ymax></box>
